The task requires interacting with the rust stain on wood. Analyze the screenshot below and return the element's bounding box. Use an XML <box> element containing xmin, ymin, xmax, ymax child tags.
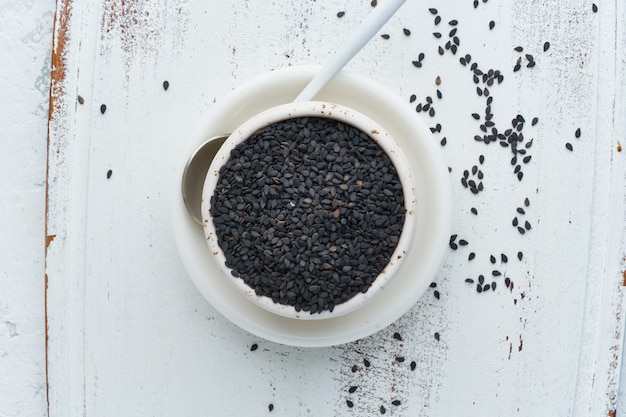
<box><xmin>46</xmin><ymin>0</ymin><xmax>73</xmax><ymax>413</ymax></box>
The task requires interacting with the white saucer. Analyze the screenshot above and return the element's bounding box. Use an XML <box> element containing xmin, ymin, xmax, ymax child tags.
<box><xmin>171</xmin><ymin>66</ymin><xmax>452</xmax><ymax>347</ymax></box>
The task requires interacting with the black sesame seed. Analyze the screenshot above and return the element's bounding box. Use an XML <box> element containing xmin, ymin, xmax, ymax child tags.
<box><xmin>403</xmin><ymin>28</ymin><xmax>411</xmax><ymax>36</ymax></box>
<box><xmin>381</xmin><ymin>34</ymin><xmax>390</xmax><ymax>39</ymax></box>
<box><xmin>566</xmin><ymin>142</ymin><xmax>573</xmax><ymax>151</ymax></box>
<box><xmin>517</xmin><ymin>171</ymin><xmax>524</xmax><ymax>181</ymax></box>
<box><xmin>163</xmin><ymin>80</ymin><xmax>170</xmax><ymax>91</ymax></box>
<box><xmin>525</xmin><ymin>220</ymin><xmax>531</xmax><ymax>230</ymax></box>
<box><xmin>430</xmin><ymin>282</ymin><xmax>437</xmax><ymax>288</ymax></box>
<box><xmin>434</xmin><ymin>290</ymin><xmax>440</xmax><ymax>299</ymax></box>
<box><xmin>337</xmin><ymin>11</ymin><xmax>345</xmax><ymax>17</ymax></box>
<box><xmin>491</xmin><ymin>282</ymin><xmax>497</xmax><ymax>291</ymax></box>
<box><xmin>100</xmin><ymin>104</ymin><xmax>107</xmax><ymax>114</ymax></box>
<box><xmin>466</xmin><ymin>278</ymin><xmax>475</xmax><ymax>283</ymax></box>
<box><xmin>412</xmin><ymin>61</ymin><xmax>423</xmax><ymax>68</ymax></box>
<box><xmin>435</xmin><ymin>16</ymin><xmax>441</xmax><ymax>25</ymax></box>
<box><xmin>449</xmin><ymin>19</ymin><xmax>458</xmax><ymax>26</ymax></box>
<box><xmin>410</xmin><ymin>361</ymin><xmax>416</xmax><ymax>370</ymax></box>
<box><xmin>514</xmin><ymin>46</ymin><xmax>523</xmax><ymax>52</ymax></box>
<box><xmin>517</xmin><ymin>207</ymin><xmax>525</xmax><ymax>214</ymax></box>
<box><xmin>409</xmin><ymin>94</ymin><xmax>416</xmax><ymax>103</ymax></box>
<box><xmin>532</xmin><ymin>117</ymin><xmax>538</xmax><ymax>126</ymax></box>
<box><xmin>469</xmin><ymin>252</ymin><xmax>476</xmax><ymax>261</ymax></box>
<box><xmin>348</xmin><ymin>386</ymin><xmax>358</xmax><ymax>393</ymax></box>
<box><xmin>472</xmin><ymin>113</ymin><xmax>480</xmax><ymax>120</ymax></box>
<box><xmin>501</xmin><ymin>253</ymin><xmax>508</xmax><ymax>263</ymax></box>
<box><xmin>106</xmin><ymin>169</ymin><xmax>112</xmax><ymax>179</ymax></box>
<box><xmin>459</xmin><ymin>239</ymin><xmax>468</xmax><ymax>246</ymax></box>
<box><xmin>269</xmin><ymin>404</ymin><xmax>274</xmax><ymax>412</ymax></box>
<box><xmin>250</xmin><ymin>343</ymin><xmax>258</xmax><ymax>351</ymax></box>
<box><xmin>524</xmin><ymin>197</ymin><xmax>530</xmax><ymax>207</ymax></box>
<box><xmin>527</xmin><ymin>61</ymin><xmax>536</xmax><ymax>68</ymax></box>
<box><xmin>393</xmin><ymin>332</ymin><xmax>403</xmax><ymax>340</ymax></box>
<box><xmin>212</xmin><ymin>117</ymin><xmax>405</xmax><ymax>314</ymax></box>
<box><xmin>476</xmin><ymin>284</ymin><xmax>483</xmax><ymax>293</ymax></box>
<box><xmin>505</xmin><ymin>277</ymin><xmax>511</xmax><ymax>287</ymax></box>
<box><xmin>543</xmin><ymin>42</ymin><xmax>550</xmax><ymax>52</ymax></box>
<box><xmin>392</xmin><ymin>400</ymin><xmax>402</xmax><ymax>406</ymax></box>
<box><xmin>517</xmin><ymin>251</ymin><xmax>523</xmax><ymax>260</ymax></box>
<box><xmin>592</xmin><ymin>3</ymin><xmax>598</xmax><ymax>12</ymax></box>
<box><xmin>483</xmin><ymin>283</ymin><xmax>491</xmax><ymax>291</ymax></box>
<box><xmin>77</xmin><ymin>95</ymin><xmax>84</xmax><ymax>104</ymax></box>
<box><xmin>433</xmin><ymin>32</ymin><xmax>442</xmax><ymax>38</ymax></box>
<box><xmin>352</xmin><ymin>364</ymin><xmax>358</xmax><ymax>373</ymax></box>
<box><xmin>490</xmin><ymin>255</ymin><xmax>496</xmax><ymax>264</ymax></box>
<box><xmin>489</xmin><ymin>20</ymin><xmax>495</xmax><ymax>30</ymax></box>
<box><xmin>380</xmin><ymin>405</ymin><xmax>387</xmax><ymax>414</ymax></box>
<box><xmin>518</xmin><ymin>226</ymin><xmax>526</xmax><ymax>235</ymax></box>
<box><xmin>364</xmin><ymin>358</ymin><xmax>371</xmax><ymax>367</ymax></box>
<box><xmin>513</xmin><ymin>63</ymin><xmax>521</xmax><ymax>72</ymax></box>
<box><xmin>478</xmin><ymin>275</ymin><xmax>485</xmax><ymax>285</ymax></box>
<box><xmin>395</xmin><ymin>356</ymin><xmax>405</xmax><ymax>363</ymax></box>
<box><xmin>492</xmin><ymin>270</ymin><xmax>502</xmax><ymax>276</ymax></box>
<box><xmin>429</xmin><ymin>8</ymin><xmax>438</xmax><ymax>14</ymax></box>
<box><xmin>513</xmin><ymin>217</ymin><xmax>519</xmax><ymax>227</ymax></box>
<box><xmin>471</xmin><ymin>207</ymin><xmax>478</xmax><ymax>215</ymax></box>
<box><xmin>434</xmin><ymin>332</ymin><xmax>440</xmax><ymax>341</ymax></box>
<box><xmin>575</xmin><ymin>128</ymin><xmax>581</xmax><ymax>138</ymax></box>
<box><xmin>346</xmin><ymin>399</ymin><xmax>354</xmax><ymax>408</ymax></box>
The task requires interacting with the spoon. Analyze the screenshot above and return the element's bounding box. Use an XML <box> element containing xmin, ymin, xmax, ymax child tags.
<box><xmin>182</xmin><ymin>0</ymin><xmax>408</xmax><ymax>224</ymax></box>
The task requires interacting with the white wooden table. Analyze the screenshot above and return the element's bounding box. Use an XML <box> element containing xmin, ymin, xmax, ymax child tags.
<box><xmin>45</xmin><ymin>0</ymin><xmax>626</xmax><ymax>415</ymax></box>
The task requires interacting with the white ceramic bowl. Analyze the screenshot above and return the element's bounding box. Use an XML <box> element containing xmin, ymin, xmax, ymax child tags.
<box><xmin>201</xmin><ymin>101</ymin><xmax>417</xmax><ymax>320</ymax></box>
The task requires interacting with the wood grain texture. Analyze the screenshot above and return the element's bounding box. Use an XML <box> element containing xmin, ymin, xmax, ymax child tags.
<box><xmin>45</xmin><ymin>0</ymin><xmax>626</xmax><ymax>416</ymax></box>
<box><xmin>0</xmin><ymin>1</ymin><xmax>55</xmax><ymax>416</ymax></box>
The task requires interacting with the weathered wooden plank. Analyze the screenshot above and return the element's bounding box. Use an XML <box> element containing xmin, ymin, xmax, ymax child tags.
<box><xmin>45</xmin><ymin>0</ymin><xmax>626</xmax><ymax>415</ymax></box>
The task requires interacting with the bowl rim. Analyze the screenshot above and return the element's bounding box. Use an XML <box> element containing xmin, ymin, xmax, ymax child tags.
<box><xmin>201</xmin><ymin>101</ymin><xmax>418</xmax><ymax>320</ymax></box>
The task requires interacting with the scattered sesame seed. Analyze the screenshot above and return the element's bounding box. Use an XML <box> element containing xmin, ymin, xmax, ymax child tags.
<box><xmin>393</xmin><ymin>332</ymin><xmax>403</xmax><ymax>340</ymax></box>
<box><xmin>392</xmin><ymin>400</ymin><xmax>402</xmax><ymax>406</ymax></box>
<box><xmin>566</xmin><ymin>142</ymin><xmax>573</xmax><ymax>151</ymax></box>
<box><xmin>348</xmin><ymin>386</ymin><xmax>357</xmax><ymax>393</ymax></box>
<box><xmin>381</xmin><ymin>34</ymin><xmax>390</xmax><ymax>39</ymax></box>
<box><xmin>543</xmin><ymin>42</ymin><xmax>550</xmax><ymax>52</ymax></box>
<box><xmin>592</xmin><ymin>3</ymin><xmax>598</xmax><ymax>12</ymax></box>
<box><xmin>489</xmin><ymin>20</ymin><xmax>495</xmax><ymax>30</ymax></box>
<box><xmin>162</xmin><ymin>80</ymin><xmax>169</xmax><ymax>91</ymax></box>
<box><xmin>575</xmin><ymin>128</ymin><xmax>581</xmax><ymax>138</ymax></box>
<box><xmin>346</xmin><ymin>399</ymin><xmax>354</xmax><ymax>408</ymax></box>
<box><xmin>410</xmin><ymin>361</ymin><xmax>416</xmax><ymax>370</ymax></box>
<box><xmin>337</xmin><ymin>11</ymin><xmax>345</xmax><ymax>18</ymax></box>
<box><xmin>250</xmin><ymin>343</ymin><xmax>258</xmax><ymax>351</ymax></box>
<box><xmin>106</xmin><ymin>169</ymin><xmax>112</xmax><ymax>179</ymax></box>
<box><xmin>77</xmin><ymin>95</ymin><xmax>84</xmax><ymax>104</ymax></box>
<box><xmin>403</xmin><ymin>28</ymin><xmax>411</xmax><ymax>36</ymax></box>
<box><xmin>100</xmin><ymin>104</ymin><xmax>107</xmax><ymax>114</ymax></box>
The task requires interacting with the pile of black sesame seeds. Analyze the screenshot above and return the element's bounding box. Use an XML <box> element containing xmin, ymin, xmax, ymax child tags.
<box><xmin>210</xmin><ymin>116</ymin><xmax>406</xmax><ymax>314</ymax></box>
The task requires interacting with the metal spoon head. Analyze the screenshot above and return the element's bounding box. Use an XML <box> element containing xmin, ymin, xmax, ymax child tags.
<box><xmin>181</xmin><ymin>134</ymin><xmax>229</xmax><ymax>224</ymax></box>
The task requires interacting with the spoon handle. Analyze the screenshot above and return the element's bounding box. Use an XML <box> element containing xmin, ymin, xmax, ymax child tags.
<box><xmin>293</xmin><ymin>0</ymin><xmax>408</xmax><ymax>103</ymax></box>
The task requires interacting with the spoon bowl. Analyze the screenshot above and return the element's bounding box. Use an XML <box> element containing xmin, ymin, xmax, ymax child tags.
<box><xmin>181</xmin><ymin>135</ymin><xmax>228</xmax><ymax>224</ymax></box>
